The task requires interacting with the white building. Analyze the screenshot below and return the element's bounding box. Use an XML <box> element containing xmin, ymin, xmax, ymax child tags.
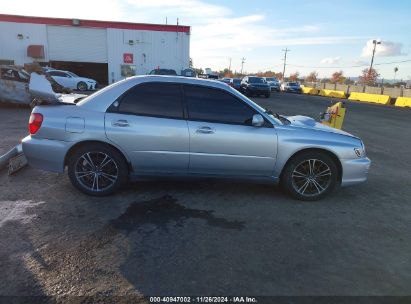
<box><xmin>0</xmin><ymin>14</ymin><xmax>190</xmax><ymax>85</ymax></box>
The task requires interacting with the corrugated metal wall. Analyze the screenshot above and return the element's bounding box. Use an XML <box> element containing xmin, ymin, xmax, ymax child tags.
<box><xmin>107</xmin><ymin>28</ymin><xmax>190</xmax><ymax>83</ymax></box>
<box><xmin>47</xmin><ymin>26</ymin><xmax>107</xmax><ymax>63</ymax></box>
<box><xmin>0</xmin><ymin>21</ymin><xmax>190</xmax><ymax>82</ymax></box>
<box><xmin>0</xmin><ymin>22</ymin><xmax>48</xmax><ymax>65</ymax></box>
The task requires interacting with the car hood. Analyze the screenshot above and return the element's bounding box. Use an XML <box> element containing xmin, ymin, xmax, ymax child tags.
<box><xmin>29</xmin><ymin>72</ymin><xmax>86</xmax><ymax>104</ymax></box>
<box><xmin>286</xmin><ymin>115</ymin><xmax>358</xmax><ymax>138</ymax></box>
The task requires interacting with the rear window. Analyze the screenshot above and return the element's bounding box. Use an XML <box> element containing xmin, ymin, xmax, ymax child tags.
<box><xmin>118</xmin><ymin>83</ymin><xmax>183</xmax><ymax>119</ymax></box>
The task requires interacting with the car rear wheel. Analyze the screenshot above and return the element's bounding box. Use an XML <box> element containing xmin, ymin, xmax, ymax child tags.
<box><xmin>77</xmin><ymin>81</ymin><xmax>87</xmax><ymax>91</ymax></box>
<box><xmin>67</xmin><ymin>144</ymin><xmax>128</xmax><ymax>196</ymax></box>
<box><xmin>281</xmin><ymin>151</ymin><xmax>338</xmax><ymax>201</ymax></box>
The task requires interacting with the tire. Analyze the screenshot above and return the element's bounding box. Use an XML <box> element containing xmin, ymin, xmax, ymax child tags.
<box><xmin>77</xmin><ymin>81</ymin><xmax>88</xmax><ymax>91</ymax></box>
<box><xmin>281</xmin><ymin>151</ymin><xmax>338</xmax><ymax>201</ymax></box>
<box><xmin>67</xmin><ymin>143</ymin><xmax>128</xmax><ymax>196</ymax></box>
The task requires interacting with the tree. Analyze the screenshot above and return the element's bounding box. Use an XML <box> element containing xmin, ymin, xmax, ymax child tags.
<box><xmin>359</xmin><ymin>67</ymin><xmax>379</xmax><ymax>85</ymax></box>
<box><xmin>289</xmin><ymin>72</ymin><xmax>300</xmax><ymax>81</ymax></box>
<box><xmin>193</xmin><ymin>68</ymin><xmax>203</xmax><ymax>75</ymax></box>
<box><xmin>275</xmin><ymin>72</ymin><xmax>283</xmax><ymax>80</ymax></box>
<box><xmin>306</xmin><ymin>71</ymin><xmax>318</xmax><ymax>82</ymax></box>
<box><xmin>330</xmin><ymin>70</ymin><xmax>345</xmax><ymax>84</ymax></box>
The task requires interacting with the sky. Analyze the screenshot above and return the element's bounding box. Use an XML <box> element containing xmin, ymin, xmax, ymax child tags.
<box><xmin>2</xmin><ymin>0</ymin><xmax>411</xmax><ymax>79</ymax></box>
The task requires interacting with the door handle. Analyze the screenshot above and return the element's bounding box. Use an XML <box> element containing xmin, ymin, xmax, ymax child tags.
<box><xmin>112</xmin><ymin>119</ymin><xmax>130</xmax><ymax>127</ymax></box>
<box><xmin>196</xmin><ymin>126</ymin><xmax>215</xmax><ymax>134</ymax></box>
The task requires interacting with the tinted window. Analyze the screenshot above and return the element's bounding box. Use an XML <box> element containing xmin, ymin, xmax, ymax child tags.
<box><xmin>118</xmin><ymin>83</ymin><xmax>183</xmax><ymax>119</ymax></box>
<box><xmin>232</xmin><ymin>79</ymin><xmax>241</xmax><ymax>84</ymax></box>
<box><xmin>184</xmin><ymin>85</ymin><xmax>256</xmax><ymax>125</ymax></box>
<box><xmin>249</xmin><ymin>77</ymin><xmax>265</xmax><ymax>84</ymax></box>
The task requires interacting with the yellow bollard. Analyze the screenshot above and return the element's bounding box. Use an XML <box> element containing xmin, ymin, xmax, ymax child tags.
<box><xmin>321</xmin><ymin>101</ymin><xmax>346</xmax><ymax>130</ymax></box>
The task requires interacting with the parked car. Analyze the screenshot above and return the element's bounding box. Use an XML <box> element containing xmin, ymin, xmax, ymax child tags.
<box><xmin>219</xmin><ymin>78</ymin><xmax>232</xmax><ymax>84</ymax></box>
<box><xmin>229</xmin><ymin>78</ymin><xmax>242</xmax><ymax>91</ymax></box>
<box><xmin>0</xmin><ymin>65</ymin><xmax>72</xmax><ymax>105</ymax></box>
<box><xmin>281</xmin><ymin>81</ymin><xmax>302</xmax><ymax>93</ymax></box>
<box><xmin>149</xmin><ymin>69</ymin><xmax>177</xmax><ymax>76</ymax></box>
<box><xmin>240</xmin><ymin>76</ymin><xmax>270</xmax><ymax>98</ymax></box>
<box><xmin>263</xmin><ymin>77</ymin><xmax>280</xmax><ymax>92</ymax></box>
<box><xmin>23</xmin><ymin>75</ymin><xmax>370</xmax><ymax>201</ymax></box>
<box><xmin>47</xmin><ymin>70</ymin><xmax>97</xmax><ymax>91</ymax></box>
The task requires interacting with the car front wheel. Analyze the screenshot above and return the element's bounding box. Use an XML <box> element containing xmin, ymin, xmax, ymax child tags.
<box><xmin>77</xmin><ymin>81</ymin><xmax>88</xmax><ymax>91</ymax></box>
<box><xmin>67</xmin><ymin>144</ymin><xmax>128</xmax><ymax>196</ymax></box>
<box><xmin>281</xmin><ymin>151</ymin><xmax>338</xmax><ymax>201</ymax></box>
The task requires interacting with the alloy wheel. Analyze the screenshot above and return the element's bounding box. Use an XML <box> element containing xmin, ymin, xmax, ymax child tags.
<box><xmin>74</xmin><ymin>152</ymin><xmax>118</xmax><ymax>192</ymax></box>
<box><xmin>291</xmin><ymin>159</ymin><xmax>332</xmax><ymax>197</ymax></box>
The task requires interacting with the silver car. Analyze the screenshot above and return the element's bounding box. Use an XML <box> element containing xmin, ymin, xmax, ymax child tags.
<box><xmin>22</xmin><ymin>76</ymin><xmax>371</xmax><ymax>200</ymax></box>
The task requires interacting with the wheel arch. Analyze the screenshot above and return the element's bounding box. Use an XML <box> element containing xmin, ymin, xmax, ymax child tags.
<box><xmin>64</xmin><ymin>140</ymin><xmax>132</xmax><ymax>172</ymax></box>
<box><xmin>280</xmin><ymin>148</ymin><xmax>342</xmax><ymax>183</ymax></box>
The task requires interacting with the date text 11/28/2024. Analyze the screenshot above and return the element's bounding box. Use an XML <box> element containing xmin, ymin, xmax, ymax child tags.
<box><xmin>149</xmin><ymin>297</ymin><xmax>258</xmax><ymax>303</ymax></box>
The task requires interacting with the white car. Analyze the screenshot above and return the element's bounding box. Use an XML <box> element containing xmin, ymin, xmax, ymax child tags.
<box><xmin>47</xmin><ymin>70</ymin><xmax>97</xmax><ymax>91</ymax></box>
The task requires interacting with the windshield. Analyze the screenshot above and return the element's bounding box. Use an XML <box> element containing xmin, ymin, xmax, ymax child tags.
<box><xmin>67</xmin><ymin>71</ymin><xmax>79</xmax><ymax>77</ymax></box>
<box><xmin>249</xmin><ymin>77</ymin><xmax>266</xmax><ymax>84</ymax></box>
<box><xmin>265</xmin><ymin>77</ymin><xmax>277</xmax><ymax>82</ymax></box>
<box><xmin>288</xmin><ymin>82</ymin><xmax>299</xmax><ymax>86</ymax></box>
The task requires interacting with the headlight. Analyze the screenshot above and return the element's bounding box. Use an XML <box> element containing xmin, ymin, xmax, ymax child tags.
<box><xmin>354</xmin><ymin>142</ymin><xmax>366</xmax><ymax>158</ymax></box>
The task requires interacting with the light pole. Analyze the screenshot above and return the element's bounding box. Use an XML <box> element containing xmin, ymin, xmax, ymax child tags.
<box><xmin>394</xmin><ymin>67</ymin><xmax>398</xmax><ymax>83</ymax></box>
<box><xmin>282</xmin><ymin>48</ymin><xmax>290</xmax><ymax>80</ymax></box>
<box><xmin>240</xmin><ymin>57</ymin><xmax>246</xmax><ymax>75</ymax></box>
<box><xmin>369</xmin><ymin>40</ymin><xmax>381</xmax><ymax>71</ymax></box>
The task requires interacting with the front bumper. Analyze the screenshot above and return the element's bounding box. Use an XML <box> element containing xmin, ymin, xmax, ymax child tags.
<box><xmin>340</xmin><ymin>157</ymin><xmax>371</xmax><ymax>187</ymax></box>
<box><xmin>22</xmin><ymin>136</ymin><xmax>72</xmax><ymax>173</ymax></box>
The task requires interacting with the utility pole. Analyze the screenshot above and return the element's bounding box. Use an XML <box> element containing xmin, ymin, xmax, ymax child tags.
<box><xmin>240</xmin><ymin>57</ymin><xmax>246</xmax><ymax>75</ymax></box>
<box><xmin>229</xmin><ymin>58</ymin><xmax>232</xmax><ymax>73</ymax></box>
<box><xmin>282</xmin><ymin>48</ymin><xmax>290</xmax><ymax>80</ymax></box>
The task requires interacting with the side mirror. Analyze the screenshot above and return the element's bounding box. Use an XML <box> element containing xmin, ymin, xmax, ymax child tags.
<box><xmin>252</xmin><ymin>114</ymin><xmax>264</xmax><ymax>127</ymax></box>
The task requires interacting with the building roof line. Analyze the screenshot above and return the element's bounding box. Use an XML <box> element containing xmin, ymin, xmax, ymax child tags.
<box><xmin>0</xmin><ymin>14</ymin><xmax>190</xmax><ymax>33</ymax></box>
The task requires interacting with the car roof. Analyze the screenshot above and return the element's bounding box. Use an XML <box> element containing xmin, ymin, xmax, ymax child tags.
<box><xmin>79</xmin><ymin>75</ymin><xmax>237</xmax><ymax>112</ymax></box>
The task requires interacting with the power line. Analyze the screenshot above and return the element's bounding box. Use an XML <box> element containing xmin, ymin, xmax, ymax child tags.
<box><xmin>285</xmin><ymin>59</ymin><xmax>411</xmax><ymax>69</ymax></box>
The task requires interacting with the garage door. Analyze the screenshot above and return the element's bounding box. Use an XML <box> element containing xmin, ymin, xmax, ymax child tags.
<box><xmin>47</xmin><ymin>26</ymin><xmax>107</xmax><ymax>63</ymax></box>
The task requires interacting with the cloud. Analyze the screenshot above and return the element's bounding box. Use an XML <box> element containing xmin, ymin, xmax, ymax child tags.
<box><xmin>320</xmin><ymin>56</ymin><xmax>341</xmax><ymax>64</ymax></box>
<box><xmin>361</xmin><ymin>40</ymin><xmax>406</xmax><ymax>57</ymax></box>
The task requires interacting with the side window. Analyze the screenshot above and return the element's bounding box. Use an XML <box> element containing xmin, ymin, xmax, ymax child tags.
<box><xmin>118</xmin><ymin>83</ymin><xmax>183</xmax><ymax>119</ymax></box>
<box><xmin>184</xmin><ymin>85</ymin><xmax>256</xmax><ymax>125</ymax></box>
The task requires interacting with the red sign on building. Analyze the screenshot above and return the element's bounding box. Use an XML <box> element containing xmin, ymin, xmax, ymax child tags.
<box><xmin>123</xmin><ymin>53</ymin><xmax>133</xmax><ymax>64</ymax></box>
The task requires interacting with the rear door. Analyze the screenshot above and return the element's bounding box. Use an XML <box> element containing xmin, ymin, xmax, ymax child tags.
<box><xmin>184</xmin><ymin>85</ymin><xmax>277</xmax><ymax>177</ymax></box>
<box><xmin>105</xmin><ymin>82</ymin><xmax>189</xmax><ymax>174</ymax></box>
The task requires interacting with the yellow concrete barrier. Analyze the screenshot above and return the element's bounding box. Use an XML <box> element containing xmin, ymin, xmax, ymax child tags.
<box><xmin>348</xmin><ymin>92</ymin><xmax>391</xmax><ymax>105</ymax></box>
<box><xmin>301</xmin><ymin>87</ymin><xmax>318</xmax><ymax>95</ymax></box>
<box><xmin>395</xmin><ymin>97</ymin><xmax>411</xmax><ymax>107</ymax></box>
<box><xmin>319</xmin><ymin>89</ymin><xmax>346</xmax><ymax>98</ymax></box>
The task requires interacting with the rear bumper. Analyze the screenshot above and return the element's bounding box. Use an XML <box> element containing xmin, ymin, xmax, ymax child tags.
<box><xmin>340</xmin><ymin>157</ymin><xmax>371</xmax><ymax>187</ymax></box>
<box><xmin>22</xmin><ymin>136</ymin><xmax>72</xmax><ymax>173</ymax></box>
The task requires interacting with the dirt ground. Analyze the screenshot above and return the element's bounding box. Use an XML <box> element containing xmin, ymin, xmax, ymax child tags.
<box><xmin>0</xmin><ymin>94</ymin><xmax>410</xmax><ymax>302</ymax></box>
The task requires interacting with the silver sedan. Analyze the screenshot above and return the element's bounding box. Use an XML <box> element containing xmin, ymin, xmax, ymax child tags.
<box><xmin>22</xmin><ymin>76</ymin><xmax>370</xmax><ymax>200</ymax></box>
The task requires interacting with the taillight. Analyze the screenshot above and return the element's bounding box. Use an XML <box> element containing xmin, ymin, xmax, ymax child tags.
<box><xmin>28</xmin><ymin>113</ymin><xmax>43</xmax><ymax>135</ymax></box>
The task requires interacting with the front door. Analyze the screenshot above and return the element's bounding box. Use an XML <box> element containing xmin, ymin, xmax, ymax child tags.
<box><xmin>184</xmin><ymin>85</ymin><xmax>277</xmax><ymax>177</ymax></box>
<box><xmin>105</xmin><ymin>82</ymin><xmax>189</xmax><ymax>174</ymax></box>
